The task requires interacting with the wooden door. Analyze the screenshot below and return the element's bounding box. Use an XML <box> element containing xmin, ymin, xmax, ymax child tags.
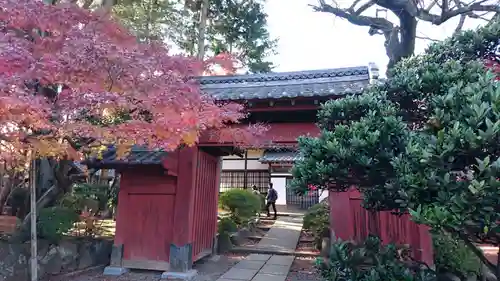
<box><xmin>117</xmin><ymin>169</ymin><xmax>176</xmax><ymax>271</ymax></box>
<box><xmin>122</xmin><ymin>194</ymin><xmax>174</xmax><ymax>270</ymax></box>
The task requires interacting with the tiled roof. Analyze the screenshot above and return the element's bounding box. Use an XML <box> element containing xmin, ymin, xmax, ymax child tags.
<box><xmin>259</xmin><ymin>150</ymin><xmax>303</xmax><ymax>163</ymax></box>
<box><xmin>83</xmin><ymin>145</ymin><xmax>168</xmax><ymax>169</ymax></box>
<box><xmin>200</xmin><ymin>66</ymin><xmax>370</xmax><ymax>100</ymax></box>
<box><xmin>199</xmin><ymin>66</ymin><xmax>370</xmax><ymax>101</ymax></box>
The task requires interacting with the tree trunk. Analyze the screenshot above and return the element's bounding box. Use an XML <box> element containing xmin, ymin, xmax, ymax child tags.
<box><xmin>10</xmin><ymin>159</ymin><xmax>79</xmax><ymax>242</ymax></box>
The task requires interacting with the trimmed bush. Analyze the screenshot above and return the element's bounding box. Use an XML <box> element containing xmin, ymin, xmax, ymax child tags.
<box><xmin>433</xmin><ymin>232</ymin><xmax>481</xmax><ymax>278</ymax></box>
<box><xmin>303</xmin><ymin>202</ymin><xmax>330</xmax><ymax>248</ymax></box>
<box><xmin>316</xmin><ymin>235</ymin><xmax>436</xmax><ymax>281</ymax></box>
<box><xmin>219</xmin><ymin>189</ymin><xmax>261</xmax><ymax>225</ymax></box>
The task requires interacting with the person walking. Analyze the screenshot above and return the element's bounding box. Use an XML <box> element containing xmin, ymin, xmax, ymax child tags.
<box><xmin>251</xmin><ymin>185</ymin><xmax>260</xmax><ymax>195</ymax></box>
<box><xmin>266</xmin><ymin>183</ymin><xmax>278</xmax><ymax>219</ymax></box>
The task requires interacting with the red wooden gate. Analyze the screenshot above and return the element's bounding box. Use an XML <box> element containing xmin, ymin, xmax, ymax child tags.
<box><xmin>191</xmin><ymin>150</ymin><xmax>219</xmax><ymax>261</ymax></box>
<box><xmin>115</xmin><ymin>167</ymin><xmax>176</xmax><ymax>271</ymax></box>
<box><xmin>329</xmin><ymin>189</ymin><xmax>434</xmax><ymax>265</ymax></box>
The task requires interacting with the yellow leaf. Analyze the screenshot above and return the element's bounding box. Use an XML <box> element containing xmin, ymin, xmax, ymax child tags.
<box><xmin>182</xmin><ymin>130</ymin><xmax>198</xmax><ymax>146</ymax></box>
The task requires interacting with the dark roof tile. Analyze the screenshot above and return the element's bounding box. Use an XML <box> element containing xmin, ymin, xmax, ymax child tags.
<box><xmin>200</xmin><ymin>66</ymin><xmax>370</xmax><ymax>101</ymax></box>
<box><xmin>83</xmin><ymin>145</ymin><xmax>168</xmax><ymax>169</ymax></box>
<box><xmin>259</xmin><ymin>150</ymin><xmax>303</xmax><ymax>163</ymax></box>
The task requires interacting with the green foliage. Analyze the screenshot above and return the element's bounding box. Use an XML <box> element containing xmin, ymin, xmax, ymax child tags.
<box><xmin>293</xmin><ymin>20</ymin><xmax>500</xmax><ymax>272</ymax></box>
<box><xmin>316</xmin><ymin>236</ymin><xmax>436</xmax><ymax>281</ymax></box>
<box><xmin>303</xmin><ymin>202</ymin><xmax>330</xmax><ymax>247</ymax></box>
<box><xmin>218</xmin><ymin>217</ymin><xmax>238</xmax><ymax>235</ymax></box>
<box><xmin>60</xmin><ymin>183</ymin><xmax>109</xmax><ymax>214</ymax></box>
<box><xmin>37</xmin><ymin>206</ymin><xmax>79</xmax><ymax>242</ymax></box>
<box><xmin>219</xmin><ymin>189</ymin><xmax>262</xmax><ymax>225</ymax></box>
<box><xmin>207</xmin><ymin>0</ymin><xmax>277</xmax><ymax>73</ymax></box>
<box><xmin>256</xmin><ymin>193</ymin><xmax>266</xmax><ymax>211</ymax></box>
<box><xmin>113</xmin><ymin>0</ymin><xmax>277</xmax><ymax>73</ymax></box>
<box><xmin>432</xmin><ymin>232</ymin><xmax>481</xmax><ymax>278</ymax></box>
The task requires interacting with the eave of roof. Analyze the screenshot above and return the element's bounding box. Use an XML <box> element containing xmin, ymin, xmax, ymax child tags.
<box><xmin>199</xmin><ymin>66</ymin><xmax>370</xmax><ymax>101</ymax></box>
<box><xmin>82</xmin><ymin>145</ymin><xmax>168</xmax><ymax>169</ymax></box>
<box><xmin>259</xmin><ymin>150</ymin><xmax>303</xmax><ymax>164</ymax></box>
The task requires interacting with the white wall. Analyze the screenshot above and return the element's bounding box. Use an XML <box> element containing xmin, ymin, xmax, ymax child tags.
<box><xmin>221</xmin><ymin>159</ymin><xmax>269</xmax><ymax>170</ymax></box>
<box><xmin>270</xmin><ymin>177</ymin><xmax>287</xmax><ymax>205</ymax></box>
<box><xmin>221</xmin><ymin>149</ymin><xmax>268</xmax><ymax>170</ymax></box>
<box><xmin>319</xmin><ymin>189</ymin><xmax>328</xmax><ymax>202</ymax></box>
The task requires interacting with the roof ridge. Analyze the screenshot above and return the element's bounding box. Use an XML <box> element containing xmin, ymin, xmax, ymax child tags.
<box><xmin>199</xmin><ymin>66</ymin><xmax>369</xmax><ymax>85</ymax></box>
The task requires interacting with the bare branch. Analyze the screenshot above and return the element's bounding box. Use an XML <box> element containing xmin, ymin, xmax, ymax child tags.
<box><xmin>354</xmin><ymin>1</ymin><xmax>375</xmax><ymax>15</ymax></box>
<box><xmin>415</xmin><ymin>34</ymin><xmax>440</xmax><ymax>41</ymax></box>
<box><xmin>348</xmin><ymin>0</ymin><xmax>363</xmax><ymax>12</ymax></box>
<box><xmin>311</xmin><ymin>2</ymin><xmax>394</xmax><ymax>31</ymax></box>
<box><xmin>418</xmin><ymin>0</ymin><xmax>500</xmax><ymax>24</ymax></box>
<box><xmin>424</xmin><ymin>0</ymin><xmax>438</xmax><ymax>12</ymax></box>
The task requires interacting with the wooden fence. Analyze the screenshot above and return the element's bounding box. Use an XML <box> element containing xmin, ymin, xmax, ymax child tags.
<box><xmin>329</xmin><ymin>189</ymin><xmax>434</xmax><ymax>265</ymax></box>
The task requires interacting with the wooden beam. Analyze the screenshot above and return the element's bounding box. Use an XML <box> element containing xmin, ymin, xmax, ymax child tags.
<box><xmin>246</xmin><ymin>104</ymin><xmax>319</xmax><ymax>112</ymax></box>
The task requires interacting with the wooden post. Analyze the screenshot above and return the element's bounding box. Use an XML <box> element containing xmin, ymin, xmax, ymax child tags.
<box><xmin>243</xmin><ymin>151</ymin><xmax>248</xmax><ymax>189</ymax></box>
<box><xmin>30</xmin><ymin>158</ymin><xmax>37</xmax><ymax>281</ymax></box>
<box><xmin>170</xmin><ymin>147</ymin><xmax>197</xmax><ymax>272</ymax></box>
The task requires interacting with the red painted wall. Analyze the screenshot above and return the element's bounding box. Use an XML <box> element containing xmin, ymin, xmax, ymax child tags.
<box><xmin>329</xmin><ymin>189</ymin><xmax>434</xmax><ymax>265</ymax></box>
<box><xmin>199</xmin><ymin>123</ymin><xmax>320</xmax><ymax>145</ymax></box>
<box><xmin>115</xmin><ymin>167</ymin><xmax>176</xmax><ymax>265</ymax></box>
<box><xmin>114</xmin><ymin>148</ymin><xmax>220</xmax><ymax>269</ymax></box>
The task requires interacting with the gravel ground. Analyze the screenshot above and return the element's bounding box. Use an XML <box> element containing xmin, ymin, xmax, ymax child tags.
<box><xmin>287</xmin><ymin>256</ymin><xmax>323</xmax><ymax>281</ymax></box>
<box><xmin>48</xmin><ymin>254</ymin><xmax>248</xmax><ymax>281</ymax></box>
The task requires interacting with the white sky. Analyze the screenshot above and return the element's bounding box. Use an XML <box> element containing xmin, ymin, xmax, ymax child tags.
<box><xmin>264</xmin><ymin>0</ymin><xmax>491</xmax><ymax>75</ymax></box>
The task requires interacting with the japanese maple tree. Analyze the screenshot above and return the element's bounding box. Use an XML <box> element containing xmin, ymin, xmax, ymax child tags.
<box><xmin>0</xmin><ymin>0</ymin><xmax>267</xmax><ymax>225</ymax></box>
<box><xmin>0</xmin><ymin>0</ymin><xmax>263</xmax><ymax>162</ymax></box>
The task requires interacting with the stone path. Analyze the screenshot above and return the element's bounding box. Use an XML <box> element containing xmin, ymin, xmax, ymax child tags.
<box><xmin>253</xmin><ymin>216</ymin><xmax>303</xmax><ymax>252</ymax></box>
<box><xmin>215</xmin><ymin>216</ymin><xmax>304</xmax><ymax>281</ymax></box>
<box><xmin>216</xmin><ymin>254</ymin><xmax>294</xmax><ymax>281</ymax></box>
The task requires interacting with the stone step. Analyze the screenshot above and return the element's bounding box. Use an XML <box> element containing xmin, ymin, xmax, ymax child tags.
<box><xmin>229</xmin><ymin>246</ymin><xmax>320</xmax><ymax>257</ymax></box>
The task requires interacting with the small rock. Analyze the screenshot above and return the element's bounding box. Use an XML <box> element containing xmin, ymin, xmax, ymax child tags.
<box><xmin>92</xmin><ymin>239</ymin><xmax>112</xmax><ymax>264</ymax></box>
<box><xmin>229</xmin><ymin>233</ymin><xmax>243</xmax><ymax>246</ymax></box>
<box><xmin>57</xmin><ymin>239</ymin><xmax>79</xmax><ymax>270</ymax></box>
<box><xmin>40</xmin><ymin>246</ymin><xmax>63</xmax><ymax>275</ymax></box>
<box><xmin>78</xmin><ymin>246</ymin><xmax>93</xmax><ymax>269</ymax></box>
<box><xmin>238</xmin><ymin>228</ymin><xmax>251</xmax><ymax>239</ymax></box>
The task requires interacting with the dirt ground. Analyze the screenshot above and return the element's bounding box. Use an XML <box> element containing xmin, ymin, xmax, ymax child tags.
<box><xmin>48</xmin><ymin>253</ymin><xmax>248</xmax><ymax>281</ymax></box>
<box><xmin>48</xmin><ymin>254</ymin><xmax>322</xmax><ymax>281</ymax></box>
<box><xmin>287</xmin><ymin>256</ymin><xmax>322</xmax><ymax>281</ymax></box>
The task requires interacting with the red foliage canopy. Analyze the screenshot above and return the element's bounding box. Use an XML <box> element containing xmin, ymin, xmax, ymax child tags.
<box><xmin>0</xmin><ymin>0</ymin><xmax>266</xmax><ymax>162</ymax></box>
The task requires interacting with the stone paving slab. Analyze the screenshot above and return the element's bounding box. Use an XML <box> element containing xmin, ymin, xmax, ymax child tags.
<box><xmin>259</xmin><ymin>264</ymin><xmax>289</xmax><ymax>275</ymax></box>
<box><xmin>245</xmin><ymin>254</ymin><xmax>271</xmax><ymax>262</ymax></box>
<box><xmin>220</xmin><ymin>268</ymin><xmax>259</xmax><ymax>280</ymax></box>
<box><xmin>255</xmin><ymin>216</ymin><xmax>302</xmax><ymax>252</ymax></box>
<box><xmin>216</xmin><ymin>216</ymin><xmax>303</xmax><ymax>281</ymax></box>
<box><xmin>251</xmin><ymin>273</ymin><xmax>288</xmax><ymax>281</ymax></box>
<box><xmin>233</xmin><ymin>260</ymin><xmax>266</xmax><ymax>270</ymax></box>
<box><xmin>267</xmin><ymin>255</ymin><xmax>295</xmax><ymax>266</ymax></box>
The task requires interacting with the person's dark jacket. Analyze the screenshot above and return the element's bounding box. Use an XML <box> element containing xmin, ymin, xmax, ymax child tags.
<box><xmin>266</xmin><ymin>188</ymin><xmax>278</xmax><ymax>203</ymax></box>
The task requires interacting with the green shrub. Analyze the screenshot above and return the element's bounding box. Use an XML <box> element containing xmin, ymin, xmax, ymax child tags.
<box><xmin>303</xmin><ymin>202</ymin><xmax>330</xmax><ymax>248</ymax></box>
<box><xmin>37</xmin><ymin>206</ymin><xmax>80</xmax><ymax>242</ymax></box>
<box><xmin>258</xmin><ymin>193</ymin><xmax>266</xmax><ymax>211</ymax></box>
<box><xmin>219</xmin><ymin>189</ymin><xmax>261</xmax><ymax>225</ymax></box>
<box><xmin>316</xmin><ymin>235</ymin><xmax>436</xmax><ymax>281</ymax></box>
<box><xmin>433</xmin><ymin>232</ymin><xmax>481</xmax><ymax>278</ymax></box>
<box><xmin>218</xmin><ymin>217</ymin><xmax>238</xmax><ymax>235</ymax></box>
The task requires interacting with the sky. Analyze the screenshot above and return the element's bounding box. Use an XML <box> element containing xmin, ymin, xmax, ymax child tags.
<box><xmin>263</xmin><ymin>0</ymin><xmax>491</xmax><ymax>75</ymax></box>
